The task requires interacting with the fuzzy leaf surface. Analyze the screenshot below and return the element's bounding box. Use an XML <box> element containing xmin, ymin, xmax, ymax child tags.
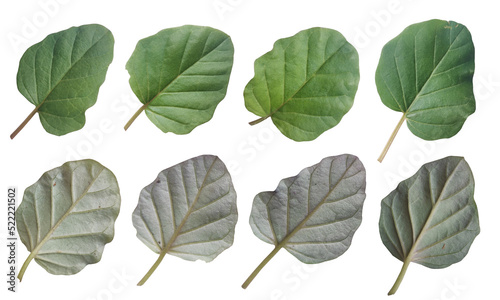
<box><xmin>132</xmin><ymin>155</ymin><xmax>237</xmax><ymax>285</ymax></box>
<box><xmin>379</xmin><ymin>156</ymin><xmax>480</xmax><ymax>294</ymax></box>
<box><xmin>16</xmin><ymin>159</ymin><xmax>121</xmax><ymax>279</ymax></box>
<box><xmin>242</xmin><ymin>154</ymin><xmax>365</xmax><ymax>289</ymax></box>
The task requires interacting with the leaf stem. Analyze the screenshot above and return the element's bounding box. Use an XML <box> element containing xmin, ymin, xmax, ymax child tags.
<box><xmin>388</xmin><ymin>258</ymin><xmax>411</xmax><ymax>295</ymax></box>
<box><xmin>242</xmin><ymin>245</ymin><xmax>281</xmax><ymax>289</ymax></box>
<box><xmin>124</xmin><ymin>103</ymin><xmax>147</xmax><ymax>131</ymax></box>
<box><xmin>137</xmin><ymin>251</ymin><xmax>167</xmax><ymax>286</ymax></box>
<box><xmin>378</xmin><ymin>113</ymin><xmax>406</xmax><ymax>163</ymax></box>
<box><xmin>18</xmin><ymin>252</ymin><xmax>36</xmax><ymax>282</ymax></box>
<box><xmin>10</xmin><ymin>106</ymin><xmax>38</xmax><ymax>139</ymax></box>
<box><xmin>249</xmin><ymin>115</ymin><xmax>269</xmax><ymax>126</ymax></box>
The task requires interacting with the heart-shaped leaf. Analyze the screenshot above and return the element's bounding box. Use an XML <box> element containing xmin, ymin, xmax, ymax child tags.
<box><xmin>376</xmin><ymin>20</ymin><xmax>475</xmax><ymax>162</ymax></box>
<box><xmin>11</xmin><ymin>24</ymin><xmax>114</xmax><ymax>139</ymax></box>
<box><xmin>244</xmin><ymin>27</ymin><xmax>360</xmax><ymax>141</ymax></box>
<box><xmin>242</xmin><ymin>154</ymin><xmax>366</xmax><ymax>288</ymax></box>
<box><xmin>124</xmin><ymin>25</ymin><xmax>234</xmax><ymax>133</ymax></box>
<box><xmin>132</xmin><ymin>155</ymin><xmax>237</xmax><ymax>286</ymax></box>
<box><xmin>16</xmin><ymin>159</ymin><xmax>121</xmax><ymax>281</ymax></box>
<box><xmin>379</xmin><ymin>156</ymin><xmax>480</xmax><ymax>295</ymax></box>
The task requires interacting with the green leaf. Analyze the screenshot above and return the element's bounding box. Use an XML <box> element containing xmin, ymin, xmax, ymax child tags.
<box><xmin>124</xmin><ymin>25</ymin><xmax>234</xmax><ymax>133</ymax></box>
<box><xmin>242</xmin><ymin>154</ymin><xmax>366</xmax><ymax>288</ymax></box>
<box><xmin>11</xmin><ymin>24</ymin><xmax>114</xmax><ymax>139</ymax></box>
<box><xmin>379</xmin><ymin>156</ymin><xmax>480</xmax><ymax>295</ymax></box>
<box><xmin>16</xmin><ymin>159</ymin><xmax>121</xmax><ymax>281</ymax></box>
<box><xmin>376</xmin><ymin>20</ymin><xmax>475</xmax><ymax>162</ymax></box>
<box><xmin>132</xmin><ymin>155</ymin><xmax>237</xmax><ymax>286</ymax></box>
<box><xmin>244</xmin><ymin>27</ymin><xmax>360</xmax><ymax>141</ymax></box>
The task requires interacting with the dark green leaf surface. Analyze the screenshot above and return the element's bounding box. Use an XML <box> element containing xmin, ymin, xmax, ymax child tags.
<box><xmin>376</xmin><ymin>20</ymin><xmax>475</xmax><ymax>161</ymax></box>
<box><xmin>16</xmin><ymin>159</ymin><xmax>121</xmax><ymax>280</ymax></box>
<box><xmin>12</xmin><ymin>24</ymin><xmax>114</xmax><ymax>138</ymax></box>
<box><xmin>379</xmin><ymin>156</ymin><xmax>479</xmax><ymax>295</ymax></box>
<box><xmin>243</xmin><ymin>154</ymin><xmax>366</xmax><ymax>288</ymax></box>
<box><xmin>125</xmin><ymin>25</ymin><xmax>234</xmax><ymax>134</ymax></box>
<box><xmin>244</xmin><ymin>27</ymin><xmax>360</xmax><ymax>141</ymax></box>
<box><xmin>132</xmin><ymin>155</ymin><xmax>237</xmax><ymax>286</ymax></box>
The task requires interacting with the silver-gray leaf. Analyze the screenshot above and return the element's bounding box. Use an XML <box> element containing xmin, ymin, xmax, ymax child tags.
<box><xmin>379</xmin><ymin>156</ymin><xmax>480</xmax><ymax>295</ymax></box>
<box><xmin>132</xmin><ymin>155</ymin><xmax>237</xmax><ymax>286</ymax></box>
<box><xmin>243</xmin><ymin>154</ymin><xmax>366</xmax><ymax>288</ymax></box>
<box><xmin>16</xmin><ymin>159</ymin><xmax>121</xmax><ymax>280</ymax></box>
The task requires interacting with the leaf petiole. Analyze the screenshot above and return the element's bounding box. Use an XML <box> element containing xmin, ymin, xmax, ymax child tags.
<box><xmin>17</xmin><ymin>252</ymin><xmax>36</xmax><ymax>282</ymax></box>
<box><xmin>378</xmin><ymin>113</ymin><xmax>406</xmax><ymax>162</ymax></box>
<box><xmin>10</xmin><ymin>106</ymin><xmax>39</xmax><ymax>139</ymax></box>
<box><xmin>249</xmin><ymin>115</ymin><xmax>269</xmax><ymax>126</ymax></box>
<box><xmin>242</xmin><ymin>245</ymin><xmax>281</xmax><ymax>289</ymax></box>
<box><xmin>124</xmin><ymin>103</ymin><xmax>147</xmax><ymax>131</ymax></box>
<box><xmin>137</xmin><ymin>251</ymin><xmax>167</xmax><ymax>286</ymax></box>
<box><xmin>388</xmin><ymin>257</ymin><xmax>411</xmax><ymax>295</ymax></box>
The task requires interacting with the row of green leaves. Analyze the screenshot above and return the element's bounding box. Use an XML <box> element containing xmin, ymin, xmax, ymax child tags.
<box><xmin>16</xmin><ymin>154</ymin><xmax>480</xmax><ymax>295</ymax></box>
<box><xmin>11</xmin><ymin>20</ymin><xmax>476</xmax><ymax>162</ymax></box>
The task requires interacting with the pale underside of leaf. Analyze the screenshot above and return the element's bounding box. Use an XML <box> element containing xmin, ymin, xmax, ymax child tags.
<box><xmin>12</xmin><ymin>24</ymin><xmax>114</xmax><ymax>138</ymax></box>
<box><xmin>125</xmin><ymin>25</ymin><xmax>234</xmax><ymax>134</ymax></box>
<box><xmin>244</xmin><ymin>27</ymin><xmax>360</xmax><ymax>141</ymax></box>
<box><xmin>132</xmin><ymin>155</ymin><xmax>237</xmax><ymax>285</ymax></box>
<box><xmin>243</xmin><ymin>154</ymin><xmax>366</xmax><ymax>288</ymax></box>
<box><xmin>379</xmin><ymin>156</ymin><xmax>479</xmax><ymax>294</ymax></box>
<box><xmin>16</xmin><ymin>159</ymin><xmax>121</xmax><ymax>280</ymax></box>
<box><xmin>376</xmin><ymin>20</ymin><xmax>475</xmax><ymax>162</ymax></box>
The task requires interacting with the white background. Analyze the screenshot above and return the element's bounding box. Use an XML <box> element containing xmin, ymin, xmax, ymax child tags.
<box><xmin>1</xmin><ymin>0</ymin><xmax>498</xmax><ymax>299</ymax></box>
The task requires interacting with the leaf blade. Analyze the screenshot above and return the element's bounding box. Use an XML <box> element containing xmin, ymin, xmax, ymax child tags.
<box><xmin>376</xmin><ymin>19</ymin><xmax>475</xmax><ymax>161</ymax></box>
<box><xmin>16</xmin><ymin>159</ymin><xmax>121</xmax><ymax>280</ymax></box>
<box><xmin>244</xmin><ymin>27</ymin><xmax>360</xmax><ymax>141</ymax></box>
<box><xmin>125</xmin><ymin>25</ymin><xmax>234</xmax><ymax>133</ymax></box>
<box><xmin>379</xmin><ymin>156</ymin><xmax>480</xmax><ymax>294</ymax></box>
<box><xmin>13</xmin><ymin>24</ymin><xmax>114</xmax><ymax>138</ymax></box>
<box><xmin>132</xmin><ymin>155</ymin><xmax>238</xmax><ymax>285</ymax></box>
<box><xmin>244</xmin><ymin>154</ymin><xmax>366</xmax><ymax>288</ymax></box>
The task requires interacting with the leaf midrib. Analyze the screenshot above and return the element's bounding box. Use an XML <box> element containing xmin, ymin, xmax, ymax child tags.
<box><xmin>33</xmin><ymin>28</ymin><xmax>110</xmax><ymax>115</ymax></box>
<box><xmin>274</xmin><ymin>157</ymin><xmax>358</xmax><ymax>250</ymax></box>
<box><xmin>263</xmin><ymin>41</ymin><xmax>349</xmax><ymax>120</ymax></box>
<box><xmin>160</xmin><ymin>158</ymin><xmax>218</xmax><ymax>255</ymax></box>
<box><xmin>138</xmin><ymin>36</ymin><xmax>230</xmax><ymax>113</ymax></box>
<box><xmin>28</xmin><ymin>165</ymin><xmax>105</xmax><ymax>261</ymax></box>
<box><xmin>401</xmin><ymin>159</ymin><xmax>464</xmax><ymax>264</ymax></box>
<box><xmin>404</xmin><ymin>25</ymin><xmax>466</xmax><ymax>117</ymax></box>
